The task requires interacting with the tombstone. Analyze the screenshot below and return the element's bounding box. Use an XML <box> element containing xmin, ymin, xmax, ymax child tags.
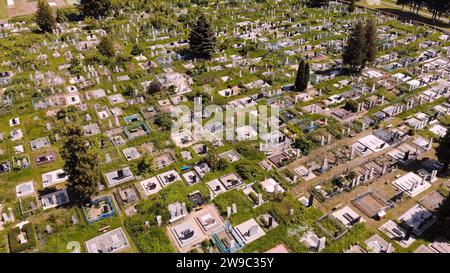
<box><xmin>258</xmin><ymin>194</ymin><xmax>263</xmax><ymax>205</ymax></box>
<box><xmin>427</xmin><ymin>138</ymin><xmax>433</xmax><ymax>150</ymax></box>
<box><xmin>403</xmin><ymin>150</ymin><xmax>410</xmax><ymax>161</ymax></box>
<box><xmin>317</xmin><ymin>237</ymin><xmax>326</xmax><ymax>252</ymax></box>
<box><xmin>267</xmin><ymin>216</ymin><xmax>273</xmax><ymax>228</ymax></box>
<box><xmin>350</xmin><ymin>145</ymin><xmax>355</xmax><ymax>159</ymax></box>
<box><xmin>327</xmin><ymin>133</ymin><xmax>331</xmax><ymax>144</ymax></box>
<box><xmin>46</xmin><ymin>225</ymin><xmax>52</xmax><ymax>234</ymax></box>
<box><xmin>356</xmin><ymin>174</ymin><xmax>362</xmax><ymax>186</ymax></box>
<box><xmin>351</xmin><ymin>178</ymin><xmax>357</xmax><ymax>188</ymax></box>
<box><xmin>232</xmin><ymin>203</ymin><xmax>237</xmax><ymax>214</ymax></box>
<box><xmin>369</xmin><ymin>167</ymin><xmax>375</xmax><ymax>180</ymax></box>
<box><xmin>308</xmin><ymin>195</ymin><xmax>314</xmax><ymax>207</ymax></box>
<box><xmin>227</xmin><ymin>206</ymin><xmax>232</xmax><ymax>218</ymax></box>
<box><xmin>71</xmin><ymin>215</ymin><xmax>78</xmax><ymax>225</ymax></box>
<box><xmin>321</xmin><ymin>135</ymin><xmax>325</xmax><ymax>146</ymax></box>
<box><xmin>430</xmin><ymin>170</ymin><xmax>437</xmax><ymax>182</ymax></box>
<box><xmin>321</xmin><ymin>158</ymin><xmax>328</xmax><ymax>172</ymax></box>
<box><xmin>382</xmin><ymin>164</ymin><xmax>388</xmax><ymax>176</ymax></box>
<box><xmin>156</xmin><ymin>215</ymin><xmax>162</xmax><ymax>226</ymax></box>
<box><xmin>404</xmin><ymin>225</ymin><xmax>413</xmax><ymax>241</ymax></box>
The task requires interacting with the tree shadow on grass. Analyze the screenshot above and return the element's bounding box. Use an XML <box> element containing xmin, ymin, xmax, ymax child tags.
<box><xmin>378</xmin><ymin>8</ymin><xmax>450</xmax><ymax>30</ymax></box>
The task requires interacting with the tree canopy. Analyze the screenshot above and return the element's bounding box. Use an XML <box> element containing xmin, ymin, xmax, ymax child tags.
<box><xmin>35</xmin><ymin>0</ymin><xmax>56</xmax><ymax>33</ymax></box>
<box><xmin>60</xmin><ymin>125</ymin><xmax>101</xmax><ymax>204</ymax></box>
<box><xmin>79</xmin><ymin>0</ymin><xmax>112</xmax><ymax>18</ymax></box>
<box><xmin>188</xmin><ymin>13</ymin><xmax>216</xmax><ymax>59</ymax></box>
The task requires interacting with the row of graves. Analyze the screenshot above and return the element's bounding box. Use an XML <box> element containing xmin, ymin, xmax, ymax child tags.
<box><xmin>1</xmin><ymin>0</ymin><xmax>450</xmax><ymax>253</ymax></box>
<box><xmin>166</xmin><ymin>174</ymin><xmax>288</xmax><ymax>253</ymax></box>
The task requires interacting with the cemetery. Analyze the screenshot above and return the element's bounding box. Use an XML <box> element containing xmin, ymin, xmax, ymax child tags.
<box><xmin>0</xmin><ymin>0</ymin><xmax>448</xmax><ymax>254</ymax></box>
<box><xmin>85</xmin><ymin>227</ymin><xmax>130</xmax><ymax>253</ymax></box>
<box><xmin>82</xmin><ymin>195</ymin><xmax>116</xmax><ymax>224</ymax></box>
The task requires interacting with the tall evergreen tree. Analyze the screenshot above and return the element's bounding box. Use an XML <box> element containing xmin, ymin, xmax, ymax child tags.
<box><xmin>189</xmin><ymin>13</ymin><xmax>216</xmax><ymax>59</ymax></box>
<box><xmin>35</xmin><ymin>0</ymin><xmax>55</xmax><ymax>33</ymax></box>
<box><xmin>98</xmin><ymin>35</ymin><xmax>115</xmax><ymax>57</ymax></box>
<box><xmin>364</xmin><ymin>18</ymin><xmax>378</xmax><ymax>66</ymax></box>
<box><xmin>61</xmin><ymin>125</ymin><xmax>101</xmax><ymax>204</ymax></box>
<box><xmin>303</xmin><ymin>62</ymin><xmax>310</xmax><ymax>91</ymax></box>
<box><xmin>343</xmin><ymin>21</ymin><xmax>366</xmax><ymax>74</ymax></box>
<box><xmin>295</xmin><ymin>60</ymin><xmax>306</xmax><ymax>92</ymax></box>
<box><xmin>436</xmin><ymin>124</ymin><xmax>450</xmax><ymax>174</ymax></box>
<box><xmin>79</xmin><ymin>0</ymin><xmax>112</xmax><ymax>19</ymax></box>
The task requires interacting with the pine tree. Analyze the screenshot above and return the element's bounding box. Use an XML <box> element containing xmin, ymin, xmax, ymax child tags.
<box><xmin>295</xmin><ymin>60</ymin><xmax>305</xmax><ymax>92</ymax></box>
<box><xmin>35</xmin><ymin>0</ymin><xmax>55</xmax><ymax>33</ymax></box>
<box><xmin>98</xmin><ymin>35</ymin><xmax>115</xmax><ymax>57</ymax></box>
<box><xmin>61</xmin><ymin>125</ymin><xmax>101</xmax><ymax>204</ymax></box>
<box><xmin>79</xmin><ymin>0</ymin><xmax>112</xmax><ymax>19</ymax></box>
<box><xmin>343</xmin><ymin>21</ymin><xmax>366</xmax><ymax>74</ymax></box>
<box><xmin>364</xmin><ymin>18</ymin><xmax>378</xmax><ymax>66</ymax></box>
<box><xmin>189</xmin><ymin>13</ymin><xmax>216</xmax><ymax>59</ymax></box>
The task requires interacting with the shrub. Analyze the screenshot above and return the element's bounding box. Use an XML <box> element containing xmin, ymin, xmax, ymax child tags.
<box><xmin>8</xmin><ymin>223</ymin><xmax>36</xmax><ymax>253</ymax></box>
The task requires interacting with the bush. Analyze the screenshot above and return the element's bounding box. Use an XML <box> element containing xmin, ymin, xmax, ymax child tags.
<box><xmin>8</xmin><ymin>223</ymin><xmax>36</xmax><ymax>253</ymax></box>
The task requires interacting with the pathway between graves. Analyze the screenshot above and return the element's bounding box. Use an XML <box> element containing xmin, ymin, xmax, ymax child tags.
<box><xmin>289</xmin><ymin>132</ymin><xmax>404</xmax><ymax>198</ymax></box>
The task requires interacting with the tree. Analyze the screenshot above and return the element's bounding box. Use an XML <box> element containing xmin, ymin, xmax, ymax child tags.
<box><xmin>35</xmin><ymin>0</ymin><xmax>55</xmax><ymax>33</ymax></box>
<box><xmin>343</xmin><ymin>21</ymin><xmax>367</xmax><ymax>74</ymax></box>
<box><xmin>188</xmin><ymin>13</ymin><xmax>216</xmax><ymax>59</ymax></box>
<box><xmin>79</xmin><ymin>0</ymin><xmax>112</xmax><ymax>18</ymax></box>
<box><xmin>97</xmin><ymin>35</ymin><xmax>115</xmax><ymax>57</ymax></box>
<box><xmin>344</xmin><ymin>100</ymin><xmax>359</xmax><ymax>112</ymax></box>
<box><xmin>307</xmin><ymin>0</ymin><xmax>330</xmax><ymax>8</ymax></box>
<box><xmin>60</xmin><ymin>125</ymin><xmax>101</xmax><ymax>204</ymax></box>
<box><xmin>364</xmin><ymin>18</ymin><xmax>378</xmax><ymax>65</ymax></box>
<box><xmin>154</xmin><ymin>112</ymin><xmax>173</xmax><ymax>131</ymax></box>
<box><xmin>204</xmin><ymin>153</ymin><xmax>229</xmax><ymax>171</ymax></box>
<box><xmin>396</xmin><ymin>0</ymin><xmax>412</xmax><ymax>10</ymax></box>
<box><xmin>137</xmin><ymin>155</ymin><xmax>154</xmax><ymax>175</ymax></box>
<box><xmin>293</xmin><ymin>136</ymin><xmax>314</xmax><ymax>155</ymax></box>
<box><xmin>147</xmin><ymin>81</ymin><xmax>163</xmax><ymax>95</ymax></box>
<box><xmin>303</xmin><ymin>62</ymin><xmax>310</xmax><ymax>91</ymax></box>
<box><xmin>436</xmin><ymin>124</ymin><xmax>450</xmax><ymax>174</ymax></box>
<box><xmin>295</xmin><ymin>60</ymin><xmax>306</xmax><ymax>92</ymax></box>
<box><xmin>349</xmin><ymin>0</ymin><xmax>356</xmax><ymax>13</ymax></box>
<box><xmin>56</xmin><ymin>9</ymin><xmax>67</xmax><ymax>23</ymax></box>
<box><xmin>131</xmin><ymin>43</ymin><xmax>143</xmax><ymax>56</ymax></box>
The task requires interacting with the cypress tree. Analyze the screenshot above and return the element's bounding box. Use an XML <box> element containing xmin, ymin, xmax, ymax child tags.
<box><xmin>364</xmin><ymin>18</ymin><xmax>378</xmax><ymax>66</ymax></box>
<box><xmin>189</xmin><ymin>13</ymin><xmax>216</xmax><ymax>59</ymax></box>
<box><xmin>295</xmin><ymin>60</ymin><xmax>305</xmax><ymax>92</ymax></box>
<box><xmin>343</xmin><ymin>21</ymin><xmax>366</xmax><ymax>74</ymax></box>
<box><xmin>35</xmin><ymin>0</ymin><xmax>56</xmax><ymax>33</ymax></box>
<box><xmin>61</xmin><ymin>125</ymin><xmax>101</xmax><ymax>204</ymax></box>
<box><xmin>302</xmin><ymin>62</ymin><xmax>310</xmax><ymax>91</ymax></box>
